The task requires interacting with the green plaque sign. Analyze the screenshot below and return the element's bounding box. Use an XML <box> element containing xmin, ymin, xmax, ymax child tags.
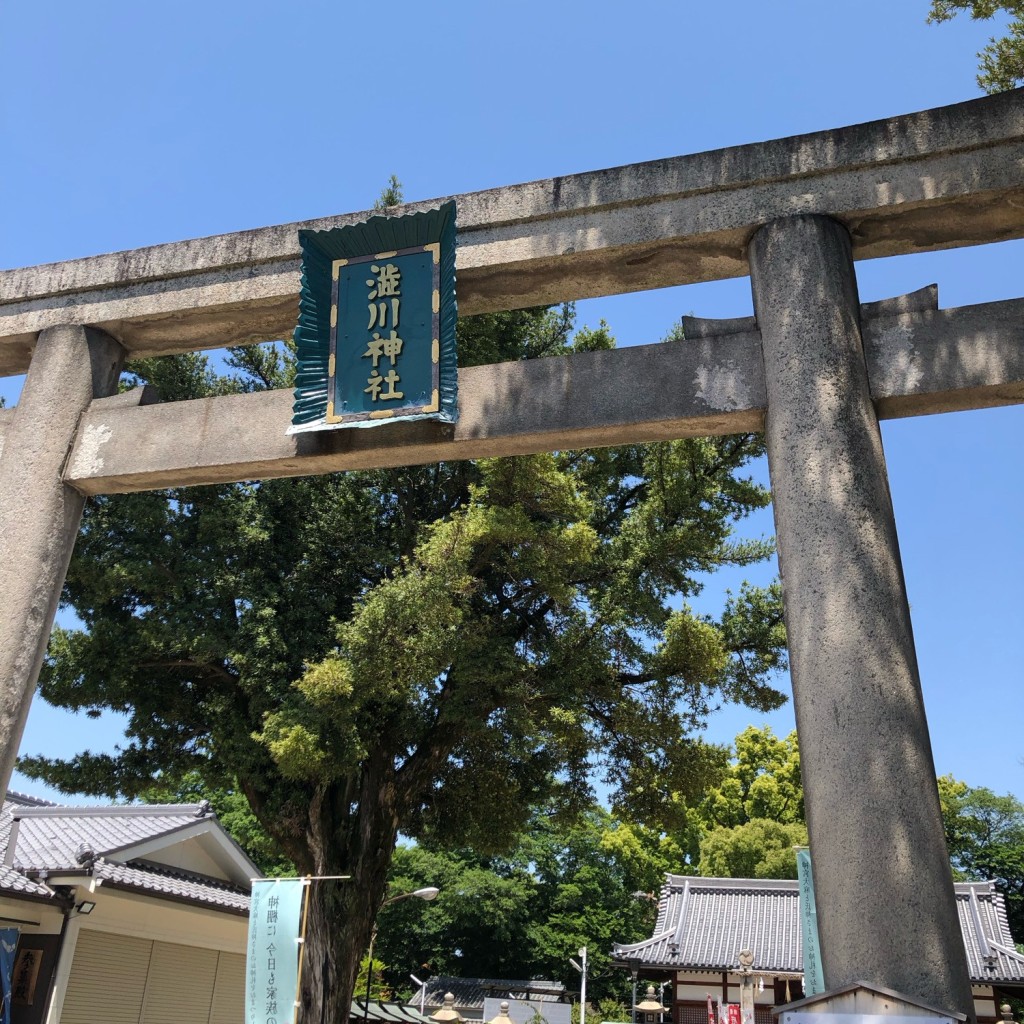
<box><xmin>291</xmin><ymin>201</ymin><xmax>457</xmax><ymax>431</ymax></box>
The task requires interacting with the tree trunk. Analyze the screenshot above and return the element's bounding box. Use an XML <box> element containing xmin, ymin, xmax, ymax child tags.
<box><xmin>297</xmin><ymin>764</ymin><xmax>402</xmax><ymax>1024</ymax></box>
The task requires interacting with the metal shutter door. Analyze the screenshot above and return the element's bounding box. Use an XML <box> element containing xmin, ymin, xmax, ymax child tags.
<box><xmin>139</xmin><ymin>940</ymin><xmax>218</xmax><ymax>1024</ymax></box>
<box><xmin>208</xmin><ymin>951</ymin><xmax>245</xmax><ymax>1024</ymax></box>
<box><xmin>60</xmin><ymin>929</ymin><xmax>153</xmax><ymax>1024</ymax></box>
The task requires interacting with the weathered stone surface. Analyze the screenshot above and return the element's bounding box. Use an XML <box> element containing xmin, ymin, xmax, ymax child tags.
<box><xmin>1</xmin><ymin>89</ymin><xmax>1022</xmax><ymax>374</ymax></box>
<box><xmin>0</xmin><ymin>325</ymin><xmax>124</xmax><ymax>796</ymax></box>
<box><xmin>865</xmin><ymin>297</ymin><xmax>1024</xmax><ymax>418</ymax></box>
<box><xmin>0</xmin><ymin>408</ymin><xmax>13</xmax><ymax>463</ymax></box>
<box><xmin>58</xmin><ymin>333</ymin><xmax>767</xmax><ymax>494</ymax></box>
<box><xmin>749</xmin><ymin>214</ymin><xmax>974</xmax><ymax>1018</ymax></box>
<box><xmin>0</xmin><ymin>295</ymin><xmax>998</xmax><ymax>495</ymax></box>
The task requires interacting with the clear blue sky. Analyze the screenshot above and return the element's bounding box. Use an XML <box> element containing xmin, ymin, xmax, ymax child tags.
<box><xmin>1</xmin><ymin>1</ymin><xmax>1021</xmax><ymax>804</ymax></box>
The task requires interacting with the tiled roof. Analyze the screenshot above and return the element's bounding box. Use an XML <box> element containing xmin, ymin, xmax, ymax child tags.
<box><xmin>352</xmin><ymin>1000</ymin><xmax>434</xmax><ymax>1023</ymax></box>
<box><xmin>612</xmin><ymin>875</ymin><xmax>1024</xmax><ymax>985</ymax></box>
<box><xmin>8</xmin><ymin>802</ymin><xmax>212</xmax><ymax>870</ymax></box>
<box><xmin>0</xmin><ymin>804</ymin><xmax>51</xmax><ymax>898</ymax></box>
<box><xmin>0</xmin><ymin>861</ymin><xmax>52</xmax><ymax>899</ymax></box>
<box><xmin>0</xmin><ymin>795</ymin><xmax>251</xmax><ymax>915</ymax></box>
<box><xmin>94</xmin><ymin>858</ymin><xmax>250</xmax><ymax>914</ymax></box>
<box><xmin>419</xmin><ymin>978</ymin><xmax>567</xmax><ymax>1010</ymax></box>
<box><xmin>5</xmin><ymin>791</ymin><xmax>58</xmax><ymax>808</ymax></box>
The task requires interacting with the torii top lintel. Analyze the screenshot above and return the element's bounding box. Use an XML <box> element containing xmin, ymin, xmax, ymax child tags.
<box><xmin>0</xmin><ymin>88</ymin><xmax>1022</xmax><ymax>377</ymax></box>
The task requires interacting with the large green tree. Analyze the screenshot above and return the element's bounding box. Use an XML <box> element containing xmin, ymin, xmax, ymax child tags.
<box><xmin>697</xmin><ymin>818</ymin><xmax>808</xmax><ymax>879</ymax></box>
<box><xmin>695</xmin><ymin>725</ymin><xmax>802</xmax><ymax>830</ymax></box>
<box><xmin>374</xmin><ymin>804</ymin><xmax>675</xmax><ymax>1002</ymax></box>
<box><xmin>939</xmin><ymin>775</ymin><xmax>1024</xmax><ymax>938</ymax></box>
<box><xmin>21</xmin><ymin>305</ymin><xmax>786</xmax><ymax>1023</ymax></box>
<box><xmin>927</xmin><ymin>1</ymin><xmax>1024</xmax><ymax>91</ymax></box>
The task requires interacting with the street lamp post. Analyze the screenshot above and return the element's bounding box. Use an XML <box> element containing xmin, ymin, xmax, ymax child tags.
<box><xmin>365</xmin><ymin>887</ymin><xmax>440</xmax><ymax>1021</ymax></box>
<box><xmin>410</xmin><ymin>973</ymin><xmax>427</xmax><ymax>1016</ymax></box>
<box><xmin>579</xmin><ymin>947</ymin><xmax>588</xmax><ymax>1024</ymax></box>
<box><xmin>570</xmin><ymin>947</ymin><xmax>588</xmax><ymax>1024</ymax></box>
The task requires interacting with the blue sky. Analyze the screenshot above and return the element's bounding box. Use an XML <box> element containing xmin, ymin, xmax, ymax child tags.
<box><xmin>1</xmin><ymin>1</ymin><xmax>1021</xmax><ymax>804</ymax></box>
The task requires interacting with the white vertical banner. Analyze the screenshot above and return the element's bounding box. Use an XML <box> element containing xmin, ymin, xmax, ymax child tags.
<box><xmin>246</xmin><ymin>878</ymin><xmax>309</xmax><ymax>1024</ymax></box>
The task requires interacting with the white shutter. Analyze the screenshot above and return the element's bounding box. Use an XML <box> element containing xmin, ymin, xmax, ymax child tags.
<box><xmin>139</xmin><ymin>940</ymin><xmax>218</xmax><ymax>1024</ymax></box>
<box><xmin>208</xmin><ymin>951</ymin><xmax>246</xmax><ymax>1024</ymax></box>
<box><xmin>60</xmin><ymin>929</ymin><xmax>153</xmax><ymax>1024</ymax></box>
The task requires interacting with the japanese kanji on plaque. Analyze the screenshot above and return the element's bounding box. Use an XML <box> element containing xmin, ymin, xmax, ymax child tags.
<box><xmin>290</xmin><ymin>201</ymin><xmax>458</xmax><ymax>431</ymax></box>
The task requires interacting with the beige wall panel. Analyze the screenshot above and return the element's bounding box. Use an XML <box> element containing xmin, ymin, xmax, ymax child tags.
<box><xmin>144</xmin><ymin>837</ymin><xmax>233</xmax><ymax>880</ymax></box>
<box><xmin>60</xmin><ymin>929</ymin><xmax>152</xmax><ymax>1024</ymax></box>
<box><xmin>140</xmin><ymin>941</ymin><xmax>218</xmax><ymax>1024</ymax></box>
<box><xmin>677</xmin><ymin>986</ymin><xmax>720</xmax><ymax>1001</ymax></box>
<box><xmin>209</xmin><ymin>952</ymin><xmax>246</xmax><ymax>1024</ymax></box>
<box><xmin>974</xmin><ymin>998</ymin><xmax>996</xmax><ymax>1018</ymax></box>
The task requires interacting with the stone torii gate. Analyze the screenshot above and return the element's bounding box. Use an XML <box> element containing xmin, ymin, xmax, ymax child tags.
<box><xmin>1</xmin><ymin>89</ymin><xmax>1023</xmax><ymax>1020</ymax></box>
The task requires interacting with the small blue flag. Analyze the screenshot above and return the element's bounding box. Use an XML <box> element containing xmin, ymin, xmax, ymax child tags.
<box><xmin>0</xmin><ymin>927</ymin><xmax>18</xmax><ymax>1024</ymax></box>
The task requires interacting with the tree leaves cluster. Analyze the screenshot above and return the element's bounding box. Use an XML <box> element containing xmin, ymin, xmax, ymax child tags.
<box><xmin>119</xmin><ymin>724</ymin><xmax>1024</xmax><ymax>1012</ymax></box>
<box><xmin>21</xmin><ymin>304</ymin><xmax>787</xmax><ymax>1023</ymax></box>
<box><xmin>927</xmin><ymin>1</ymin><xmax>1024</xmax><ymax>91</ymax></box>
<box><xmin>690</xmin><ymin>725</ymin><xmax>806</xmax><ymax>878</ymax></box>
<box><xmin>939</xmin><ymin>774</ymin><xmax>1024</xmax><ymax>938</ymax></box>
<box><xmin>372</xmin><ymin>804</ymin><xmax>678</xmax><ymax>1004</ymax></box>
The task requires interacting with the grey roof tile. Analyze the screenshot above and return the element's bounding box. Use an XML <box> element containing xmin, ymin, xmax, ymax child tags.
<box><xmin>0</xmin><ymin>861</ymin><xmax>52</xmax><ymax>898</ymax></box>
<box><xmin>420</xmin><ymin>978</ymin><xmax>567</xmax><ymax>1010</ymax></box>
<box><xmin>8</xmin><ymin>803</ymin><xmax>211</xmax><ymax>870</ymax></box>
<box><xmin>612</xmin><ymin>875</ymin><xmax>1024</xmax><ymax>985</ymax></box>
<box><xmin>352</xmin><ymin>1000</ymin><xmax>434</xmax><ymax>1022</ymax></box>
<box><xmin>94</xmin><ymin>858</ymin><xmax>250</xmax><ymax>914</ymax></box>
<box><xmin>0</xmin><ymin>796</ymin><xmax>248</xmax><ymax>915</ymax></box>
<box><xmin>5</xmin><ymin>792</ymin><xmax>59</xmax><ymax>808</ymax></box>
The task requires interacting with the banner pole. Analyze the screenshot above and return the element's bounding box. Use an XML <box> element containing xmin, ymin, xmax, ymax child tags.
<box><xmin>292</xmin><ymin>877</ymin><xmax>313</xmax><ymax>1024</ymax></box>
<box><xmin>251</xmin><ymin>874</ymin><xmax>352</xmax><ymax>883</ymax></box>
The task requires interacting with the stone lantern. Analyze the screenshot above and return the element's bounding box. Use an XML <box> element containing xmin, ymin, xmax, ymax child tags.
<box><xmin>634</xmin><ymin>985</ymin><xmax>668</xmax><ymax>1024</ymax></box>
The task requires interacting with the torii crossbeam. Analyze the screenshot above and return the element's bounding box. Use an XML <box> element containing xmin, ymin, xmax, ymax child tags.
<box><xmin>1</xmin><ymin>87</ymin><xmax>1022</xmax><ymax>1022</ymax></box>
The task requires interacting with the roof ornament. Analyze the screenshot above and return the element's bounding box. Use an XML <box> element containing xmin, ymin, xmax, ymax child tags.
<box><xmin>431</xmin><ymin>993</ymin><xmax>464</xmax><ymax>1024</ymax></box>
<box><xmin>195</xmin><ymin>800</ymin><xmax>212</xmax><ymax>817</ymax></box>
<box><xmin>74</xmin><ymin>842</ymin><xmax>96</xmax><ymax>869</ymax></box>
<box><xmin>487</xmin><ymin>1001</ymin><xmax>516</xmax><ymax>1024</ymax></box>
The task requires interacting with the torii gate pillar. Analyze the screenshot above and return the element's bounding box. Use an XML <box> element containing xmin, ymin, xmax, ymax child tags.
<box><xmin>749</xmin><ymin>215</ymin><xmax>974</xmax><ymax>1016</ymax></box>
<box><xmin>0</xmin><ymin>325</ymin><xmax>124</xmax><ymax>793</ymax></box>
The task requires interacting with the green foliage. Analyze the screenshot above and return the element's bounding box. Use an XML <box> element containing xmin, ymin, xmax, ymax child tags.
<box><xmin>682</xmin><ymin>726</ymin><xmax>805</xmax><ymax>877</ymax></box>
<box><xmin>938</xmin><ymin>774</ymin><xmax>1024</xmax><ymax>937</ymax></box>
<box><xmin>370</xmin><ymin>804</ymin><xmax>681</xmax><ymax>1002</ymax></box>
<box><xmin>696</xmin><ymin>726</ymin><xmax>803</xmax><ymax>831</ymax></box>
<box><xmin>698</xmin><ymin>818</ymin><xmax>808</xmax><ymax>878</ymax></box>
<box><xmin>375</xmin><ymin>843</ymin><xmax>537</xmax><ymax>983</ymax></box>
<box><xmin>593</xmin><ymin>999</ymin><xmax>631</xmax><ymax>1024</ymax></box>
<box><xmin>355</xmin><ymin>954</ymin><xmax>391</xmax><ymax>1002</ymax></box>
<box><xmin>373</xmin><ymin>175</ymin><xmax>404</xmax><ymax>210</ymax></box>
<box><xmin>20</xmin><ymin>303</ymin><xmax>786</xmax><ymax>1023</ymax></box>
<box><xmin>927</xmin><ymin>1</ymin><xmax>1024</xmax><ymax>91</ymax></box>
